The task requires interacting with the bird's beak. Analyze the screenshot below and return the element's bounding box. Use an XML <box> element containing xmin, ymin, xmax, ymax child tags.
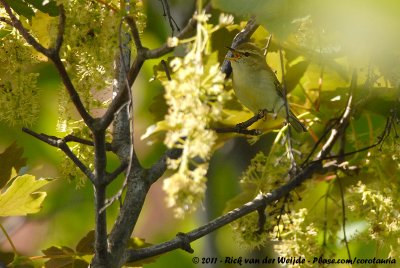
<box><xmin>225</xmin><ymin>46</ymin><xmax>240</xmax><ymax>61</ymax></box>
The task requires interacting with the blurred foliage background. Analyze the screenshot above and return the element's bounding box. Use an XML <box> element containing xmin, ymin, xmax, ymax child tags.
<box><xmin>1</xmin><ymin>0</ymin><xmax>400</xmax><ymax>267</ymax></box>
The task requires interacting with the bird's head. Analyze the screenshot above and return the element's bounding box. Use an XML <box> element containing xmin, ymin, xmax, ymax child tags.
<box><xmin>226</xmin><ymin>42</ymin><xmax>265</xmax><ymax>65</ymax></box>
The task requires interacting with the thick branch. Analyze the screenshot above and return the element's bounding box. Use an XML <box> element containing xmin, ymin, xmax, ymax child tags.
<box><xmin>108</xmin><ymin>168</ymin><xmax>149</xmax><ymax>267</ymax></box>
<box><xmin>124</xmin><ymin>161</ymin><xmax>323</xmax><ymax>263</ymax></box>
<box><xmin>92</xmin><ymin>185</ymin><xmax>109</xmax><ymax>267</ymax></box>
<box><xmin>146</xmin><ymin>148</ymin><xmax>182</xmax><ymax>184</ymax></box>
<box><xmin>106</xmin><ymin>10</ymin><xmax>145</xmax><ymax>266</ymax></box>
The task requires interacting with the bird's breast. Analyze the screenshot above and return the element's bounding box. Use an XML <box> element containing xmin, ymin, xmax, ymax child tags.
<box><xmin>231</xmin><ymin>64</ymin><xmax>281</xmax><ymax>113</ymax></box>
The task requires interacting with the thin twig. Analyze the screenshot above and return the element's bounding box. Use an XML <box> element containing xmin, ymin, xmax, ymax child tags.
<box><xmin>262</xmin><ymin>34</ymin><xmax>272</xmax><ymax>56</ymax></box>
<box><xmin>101</xmin><ymin>178</ymin><xmax>127</xmax><ymax>213</ymax></box>
<box><xmin>337</xmin><ymin>173</ymin><xmax>351</xmax><ymax>259</ymax></box>
<box><xmin>301</xmin><ymin>118</ymin><xmax>339</xmax><ymax>166</ymax></box>
<box><xmin>144</xmin><ymin>3</ymin><xmax>212</xmax><ymax>60</ymax></box>
<box><xmin>63</xmin><ymin>134</ymin><xmax>113</xmax><ymax>151</ymax></box>
<box><xmin>278</xmin><ymin>45</ymin><xmax>296</xmax><ymax>172</ymax></box>
<box><xmin>322</xmin><ymin>185</ymin><xmax>329</xmax><ymax>248</ymax></box>
<box><xmin>315</xmin><ymin>70</ymin><xmax>357</xmax><ymax>160</ymax></box>
<box><xmin>159</xmin><ymin>0</ymin><xmax>180</xmax><ymax>36</ymax></box>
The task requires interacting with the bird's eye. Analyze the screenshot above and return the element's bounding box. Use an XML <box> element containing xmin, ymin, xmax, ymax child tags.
<box><xmin>244</xmin><ymin>52</ymin><xmax>250</xmax><ymax>57</ymax></box>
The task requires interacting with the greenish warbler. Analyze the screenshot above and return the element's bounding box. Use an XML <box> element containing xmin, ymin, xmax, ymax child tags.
<box><xmin>227</xmin><ymin>42</ymin><xmax>306</xmax><ymax>132</ymax></box>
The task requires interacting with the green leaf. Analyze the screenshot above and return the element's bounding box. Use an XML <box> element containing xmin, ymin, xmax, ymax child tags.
<box><xmin>212</xmin><ymin>0</ymin><xmax>310</xmax><ymax>39</ymax></box>
<box><xmin>0</xmin><ymin>141</ymin><xmax>27</xmax><ymax>189</ymax></box>
<box><xmin>285</xmin><ymin>60</ymin><xmax>310</xmax><ymax>92</ymax></box>
<box><xmin>42</xmin><ymin>246</ymin><xmax>89</xmax><ymax>268</ymax></box>
<box><xmin>0</xmin><ymin>28</ymin><xmax>12</xmax><ymax>39</ymax></box>
<box><xmin>75</xmin><ymin>230</ymin><xmax>94</xmax><ymax>255</ymax></box>
<box><xmin>127</xmin><ymin>237</ymin><xmax>152</xmax><ymax>249</ymax></box>
<box><xmin>45</xmin><ymin>258</ymin><xmax>88</xmax><ymax>268</ymax></box>
<box><xmin>7</xmin><ymin>0</ymin><xmax>35</xmax><ymax>21</ymax></box>
<box><xmin>0</xmin><ymin>174</ymin><xmax>50</xmax><ymax>216</ymax></box>
<box><xmin>212</xmin><ymin>0</ymin><xmax>267</xmax><ymax>18</ymax></box>
<box><xmin>24</xmin><ymin>0</ymin><xmax>59</xmax><ymax>17</ymax></box>
<box><xmin>42</xmin><ymin>246</ymin><xmax>75</xmax><ymax>257</ymax></box>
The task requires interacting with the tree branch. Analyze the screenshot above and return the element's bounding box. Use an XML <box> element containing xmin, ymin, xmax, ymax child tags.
<box><xmin>105</xmin><ymin>163</ymin><xmax>128</xmax><ymax>185</ymax></box>
<box><xmin>146</xmin><ymin>148</ymin><xmax>182</xmax><ymax>184</ymax></box>
<box><xmin>159</xmin><ymin>0</ymin><xmax>180</xmax><ymax>36</ymax></box>
<box><xmin>0</xmin><ymin>0</ymin><xmax>49</xmax><ymax>56</ymax></box>
<box><xmin>53</xmin><ymin>5</ymin><xmax>66</xmax><ymax>54</ymax></box>
<box><xmin>92</xmin><ymin>184</ymin><xmax>109</xmax><ymax>266</ymax></box>
<box><xmin>108</xmin><ymin>168</ymin><xmax>150</xmax><ymax>267</ymax></box>
<box><xmin>63</xmin><ymin>134</ymin><xmax>113</xmax><ymax>151</ymax></box>
<box><xmin>102</xmin><ymin>3</ymin><xmax>211</xmax><ymax>129</ymax></box>
<box><xmin>51</xmin><ymin>56</ymin><xmax>95</xmax><ymax>128</ymax></box>
<box><xmin>21</xmin><ymin>128</ymin><xmax>95</xmax><ymax>184</ymax></box>
<box><xmin>123</xmin><ymin>70</ymin><xmax>360</xmax><ymax>264</ymax></box>
<box><xmin>144</xmin><ymin>3</ymin><xmax>211</xmax><ymax>60</ymax></box>
<box><xmin>124</xmin><ymin>160</ymin><xmax>323</xmax><ymax>263</ymax></box>
<box><xmin>315</xmin><ymin>70</ymin><xmax>357</xmax><ymax>160</ymax></box>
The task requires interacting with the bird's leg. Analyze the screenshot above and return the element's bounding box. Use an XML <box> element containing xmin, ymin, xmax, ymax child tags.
<box><xmin>214</xmin><ymin>109</ymin><xmax>272</xmax><ymax>136</ymax></box>
<box><xmin>235</xmin><ymin>109</ymin><xmax>270</xmax><ymax>130</ymax></box>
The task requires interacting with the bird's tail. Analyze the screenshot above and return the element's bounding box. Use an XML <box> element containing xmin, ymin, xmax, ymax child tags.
<box><xmin>288</xmin><ymin>110</ymin><xmax>307</xmax><ymax>133</ymax></box>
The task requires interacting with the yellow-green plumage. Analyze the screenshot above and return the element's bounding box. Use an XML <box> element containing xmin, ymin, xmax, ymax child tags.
<box><xmin>228</xmin><ymin>42</ymin><xmax>306</xmax><ymax>132</ymax></box>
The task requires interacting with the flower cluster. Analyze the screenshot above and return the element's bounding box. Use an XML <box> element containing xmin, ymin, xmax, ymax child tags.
<box><xmin>273</xmin><ymin>209</ymin><xmax>319</xmax><ymax>268</ymax></box>
<box><xmin>348</xmin><ymin>181</ymin><xmax>400</xmax><ymax>258</ymax></box>
<box><xmin>0</xmin><ymin>35</ymin><xmax>40</xmax><ymax>126</ymax></box>
<box><xmin>162</xmin><ymin>10</ymin><xmax>230</xmax><ymax>218</ymax></box>
<box><xmin>231</xmin><ymin>210</ymin><xmax>271</xmax><ymax>250</ymax></box>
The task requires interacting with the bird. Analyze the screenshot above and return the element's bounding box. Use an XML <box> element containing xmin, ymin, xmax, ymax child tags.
<box><xmin>226</xmin><ymin>42</ymin><xmax>306</xmax><ymax>132</ymax></box>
